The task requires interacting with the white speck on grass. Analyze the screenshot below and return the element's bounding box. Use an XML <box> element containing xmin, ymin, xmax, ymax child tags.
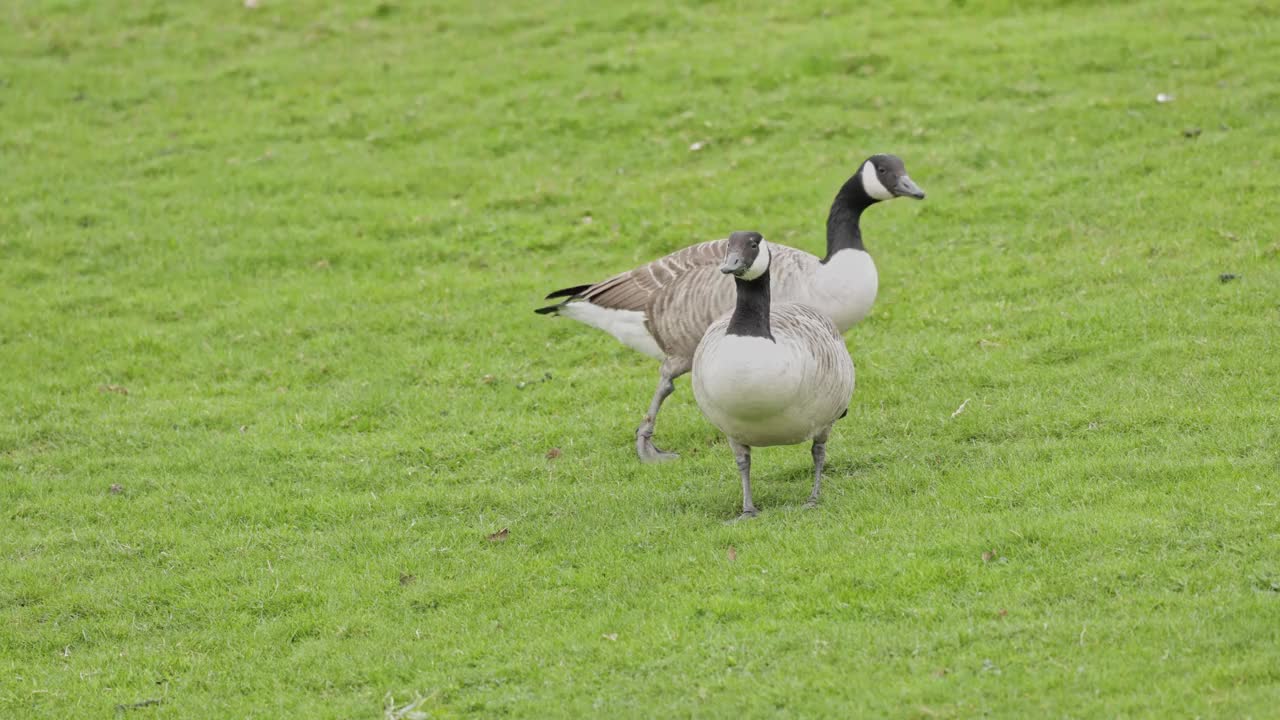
<box><xmin>689</xmin><ymin>141</ymin><xmax>707</xmax><ymax>151</ymax></box>
<box><xmin>384</xmin><ymin>692</ymin><xmax>432</xmax><ymax>720</ymax></box>
<box><xmin>950</xmin><ymin>398</ymin><xmax>971</xmax><ymax>419</ymax></box>
<box><xmin>1156</xmin><ymin>93</ymin><xmax>1174</xmax><ymax>103</ymax></box>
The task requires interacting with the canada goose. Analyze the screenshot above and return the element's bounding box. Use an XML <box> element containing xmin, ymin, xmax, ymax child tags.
<box><xmin>692</xmin><ymin>231</ymin><xmax>855</xmax><ymax>519</ymax></box>
<box><xmin>537</xmin><ymin>154</ymin><xmax>921</xmax><ymax>462</ymax></box>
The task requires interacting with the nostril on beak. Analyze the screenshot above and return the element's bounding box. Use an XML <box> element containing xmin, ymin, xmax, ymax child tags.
<box><xmin>896</xmin><ymin>175</ymin><xmax>926</xmax><ymax>199</ymax></box>
<box><xmin>720</xmin><ymin>253</ymin><xmax>745</xmax><ymax>274</ymax></box>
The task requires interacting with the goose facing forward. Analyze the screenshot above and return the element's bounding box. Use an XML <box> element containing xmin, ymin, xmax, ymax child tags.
<box><xmin>537</xmin><ymin>154</ymin><xmax>921</xmax><ymax>462</ymax></box>
<box><xmin>692</xmin><ymin>231</ymin><xmax>855</xmax><ymax>520</ymax></box>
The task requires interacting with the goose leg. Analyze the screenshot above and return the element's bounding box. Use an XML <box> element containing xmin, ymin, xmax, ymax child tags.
<box><xmin>635</xmin><ymin>357</ymin><xmax>689</xmax><ymax>463</ymax></box>
<box><xmin>805</xmin><ymin>427</ymin><xmax>831</xmax><ymax>508</ymax></box>
<box><xmin>730</xmin><ymin>439</ymin><xmax>758</xmax><ymax>520</ymax></box>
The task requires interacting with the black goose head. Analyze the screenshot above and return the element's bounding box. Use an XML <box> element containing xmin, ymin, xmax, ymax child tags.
<box><xmin>719</xmin><ymin>231</ymin><xmax>769</xmax><ymax>279</ymax></box>
<box><xmin>824</xmin><ymin>154</ymin><xmax>924</xmax><ymax>261</ymax></box>
<box><xmin>859</xmin><ymin>153</ymin><xmax>926</xmax><ymax>201</ymax></box>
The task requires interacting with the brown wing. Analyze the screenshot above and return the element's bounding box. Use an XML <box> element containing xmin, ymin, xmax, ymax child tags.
<box><xmin>643</xmin><ymin>245</ymin><xmax>821</xmax><ymax>358</ymax></box>
<box><xmin>539</xmin><ymin>240</ymin><xmax>823</xmax><ymax>360</ymax></box>
<box><xmin>574</xmin><ymin>239</ymin><xmax>728</xmax><ymax>312</ymax></box>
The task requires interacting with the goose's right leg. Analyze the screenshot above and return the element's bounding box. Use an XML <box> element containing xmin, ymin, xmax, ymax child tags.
<box><xmin>635</xmin><ymin>356</ymin><xmax>690</xmax><ymax>463</ymax></box>
<box><xmin>805</xmin><ymin>426</ymin><xmax>832</xmax><ymax>508</ymax></box>
<box><xmin>730</xmin><ymin>439</ymin><xmax>758</xmax><ymax>521</ymax></box>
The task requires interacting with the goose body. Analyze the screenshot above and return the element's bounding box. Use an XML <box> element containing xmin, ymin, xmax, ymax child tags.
<box><xmin>693</xmin><ymin>309</ymin><xmax>854</xmax><ymax>448</ymax></box>
<box><xmin>691</xmin><ymin>233</ymin><xmax>855</xmax><ymax>519</ymax></box>
<box><xmin>551</xmin><ymin>240</ymin><xmax>877</xmax><ymax>360</ymax></box>
<box><xmin>538</xmin><ymin>154</ymin><xmax>922</xmax><ymax>462</ymax></box>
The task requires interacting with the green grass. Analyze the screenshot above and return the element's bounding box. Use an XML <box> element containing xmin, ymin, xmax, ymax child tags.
<box><xmin>3</xmin><ymin>0</ymin><xmax>1280</xmax><ymax>716</ymax></box>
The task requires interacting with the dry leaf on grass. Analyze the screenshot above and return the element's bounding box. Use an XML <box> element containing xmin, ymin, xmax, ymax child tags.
<box><xmin>486</xmin><ymin>528</ymin><xmax>509</xmax><ymax>542</ymax></box>
<box><xmin>601</xmin><ymin>633</ymin><xmax>618</xmax><ymax>641</ymax></box>
<box><xmin>545</xmin><ymin>448</ymin><xmax>562</xmax><ymax>460</ymax></box>
<box><xmin>109</xmin><ymin>484</ymin><xmax>124</xmax><ymax>495</ymax></box>
<box><xmin>399</xmin><ymin>573</ymin><xmax>416</xmax><ymax>586</ymax></box>
<box><xmin>99</xmin><ymin>384</ymin><xmax>128</xmax><ymax>395</ymax></box>
<box><xmin>727</xmin><ymin>546</ymin><xmax>737</xmax><ymax>562</ymax></box>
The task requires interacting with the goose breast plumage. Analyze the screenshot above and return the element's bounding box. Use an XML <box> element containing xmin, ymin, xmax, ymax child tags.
<box><xmin>693</xmin><ymin>303</ymin><xmax>854</xmax><ymax>448</ymax></box>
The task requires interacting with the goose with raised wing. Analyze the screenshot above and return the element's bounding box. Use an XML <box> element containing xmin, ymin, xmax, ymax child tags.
<box><xmin>536</xmin><ymin>154</ymin><xmax>922</xmax><ymax>462</ymax></box>
<box><xmin>692</xmin><ymin>231</ymin><xmax>855</xmax><ymax>519</ymax></box>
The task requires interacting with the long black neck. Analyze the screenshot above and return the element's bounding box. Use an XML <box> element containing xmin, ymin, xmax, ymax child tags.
<box><xmin>823</xmin><ymin>172</ymin><xmax>877</xmax><ymax>262</ymax></box>
<box><xmin>726</xmin><ymin>269</ymin><xmax>773</xmax><ymax>340</ymax></box>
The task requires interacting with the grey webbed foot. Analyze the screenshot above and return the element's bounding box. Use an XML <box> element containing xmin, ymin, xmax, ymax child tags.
<box><xmin>634</xmin><ymin>363</ymin><xmax>684</xmax><ymax>463</ymax></box>
<box><xmin>636</xmin><ymin>429</ymin><xmax>679</xmax><ymax>463</ymax></box>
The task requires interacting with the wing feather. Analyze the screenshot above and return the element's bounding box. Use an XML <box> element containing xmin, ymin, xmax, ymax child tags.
<box><xmin>539</xmin><ymin>240</ymin><xmax>827</xmax><ymax>359</ymax></box>
<box><xmin>577</xmin><ymin>240</ymin><xmax>726</xmax><ymax>312</ymax></box>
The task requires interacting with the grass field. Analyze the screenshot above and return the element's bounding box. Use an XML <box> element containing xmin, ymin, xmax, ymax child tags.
<box><xmin>4</xmin><ymin>0</ymin><xmax>1280</xmax><ymax>716</ymax></box>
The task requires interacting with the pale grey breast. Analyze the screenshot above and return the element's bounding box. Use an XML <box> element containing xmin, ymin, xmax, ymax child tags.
<box><xmin>695</xmin><ymin>303</ymin><xmax>851</xmax><ymax>401</ymax></box>
<box><xmin>693</xmin><ymin>302</ymin><xmax>853</xmax><ymax>446</ymax></box>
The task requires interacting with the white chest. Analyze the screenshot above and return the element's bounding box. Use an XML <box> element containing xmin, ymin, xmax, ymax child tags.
<box><xmin>808</xmin><ymin>250</ymin><xmax>878</xmax><ymax>331</ymax></box>
<box><xmin>692</xmin><ymin>328</ymin><xmax>849</xmax><ymax>447</ymax></box>
<box><xmin>694</xmin><ymin>334</ymin><xmax>801</xmax><ymax>415</ymax></box>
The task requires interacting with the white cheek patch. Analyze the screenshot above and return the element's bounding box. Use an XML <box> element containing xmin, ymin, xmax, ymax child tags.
<box><xmin>740</xmin><ymin>240</ymin><xmax>770</xmax><ymax>281</ymax></box>
<box><xmin>861</xmin><ymin>162</ymin><xmax>893</xmax><ymax>200</ymax></box>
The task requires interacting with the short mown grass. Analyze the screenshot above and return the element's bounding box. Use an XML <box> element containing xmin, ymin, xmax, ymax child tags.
<box><xmin>3</xmin><ymin>0</ymin><xmax>1279</xmax><ymax>717</ymax></box>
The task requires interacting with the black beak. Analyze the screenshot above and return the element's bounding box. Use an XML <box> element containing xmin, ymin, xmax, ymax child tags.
<box><xmin>720</xmin><ymin>253</ymin><xmax>746</xmax><ymax>275</ymax></box>
<box><xmin>894</xmin><ymin>174</ymin><xmax>926</xmax><ymax>200</ymax></box>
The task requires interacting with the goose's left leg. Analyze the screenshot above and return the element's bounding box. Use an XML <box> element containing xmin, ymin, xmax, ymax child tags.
<box><xmin>730</xmin><ymin>439</ymin><xmax>758</xmax><ymax>521</ymax></box>
<box><xmin>805</xmin><ymin>427</ymin><xmax>832</xmax><ymax>508</ymax></box>
<box><xmin>635</xmin><ymin>356</ymin><xmax>691</xmax><ymax>463</ymax></box>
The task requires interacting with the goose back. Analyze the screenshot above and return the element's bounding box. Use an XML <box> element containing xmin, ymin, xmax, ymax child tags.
<box><xmin>551</xmin><ymin>239</ymin><xmax>858</xmax><ymax>360</ymax></box>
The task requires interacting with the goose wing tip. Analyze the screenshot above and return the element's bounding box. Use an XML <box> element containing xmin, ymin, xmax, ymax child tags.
<box><xmin>544</xmin><ymin>283</ymin><xmax>594</xmax><ymax>300</ymax></box>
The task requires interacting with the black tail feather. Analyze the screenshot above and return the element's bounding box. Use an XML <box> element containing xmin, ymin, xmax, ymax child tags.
<box><xmin>544</xmin><ymin>283</ymin><xmax>593</xmax><ymax>300</ymax></box>
<box><xmin>534</xmin><ymin>304</ymin><xmax>561</xmax><ymax>315</ymax></box>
